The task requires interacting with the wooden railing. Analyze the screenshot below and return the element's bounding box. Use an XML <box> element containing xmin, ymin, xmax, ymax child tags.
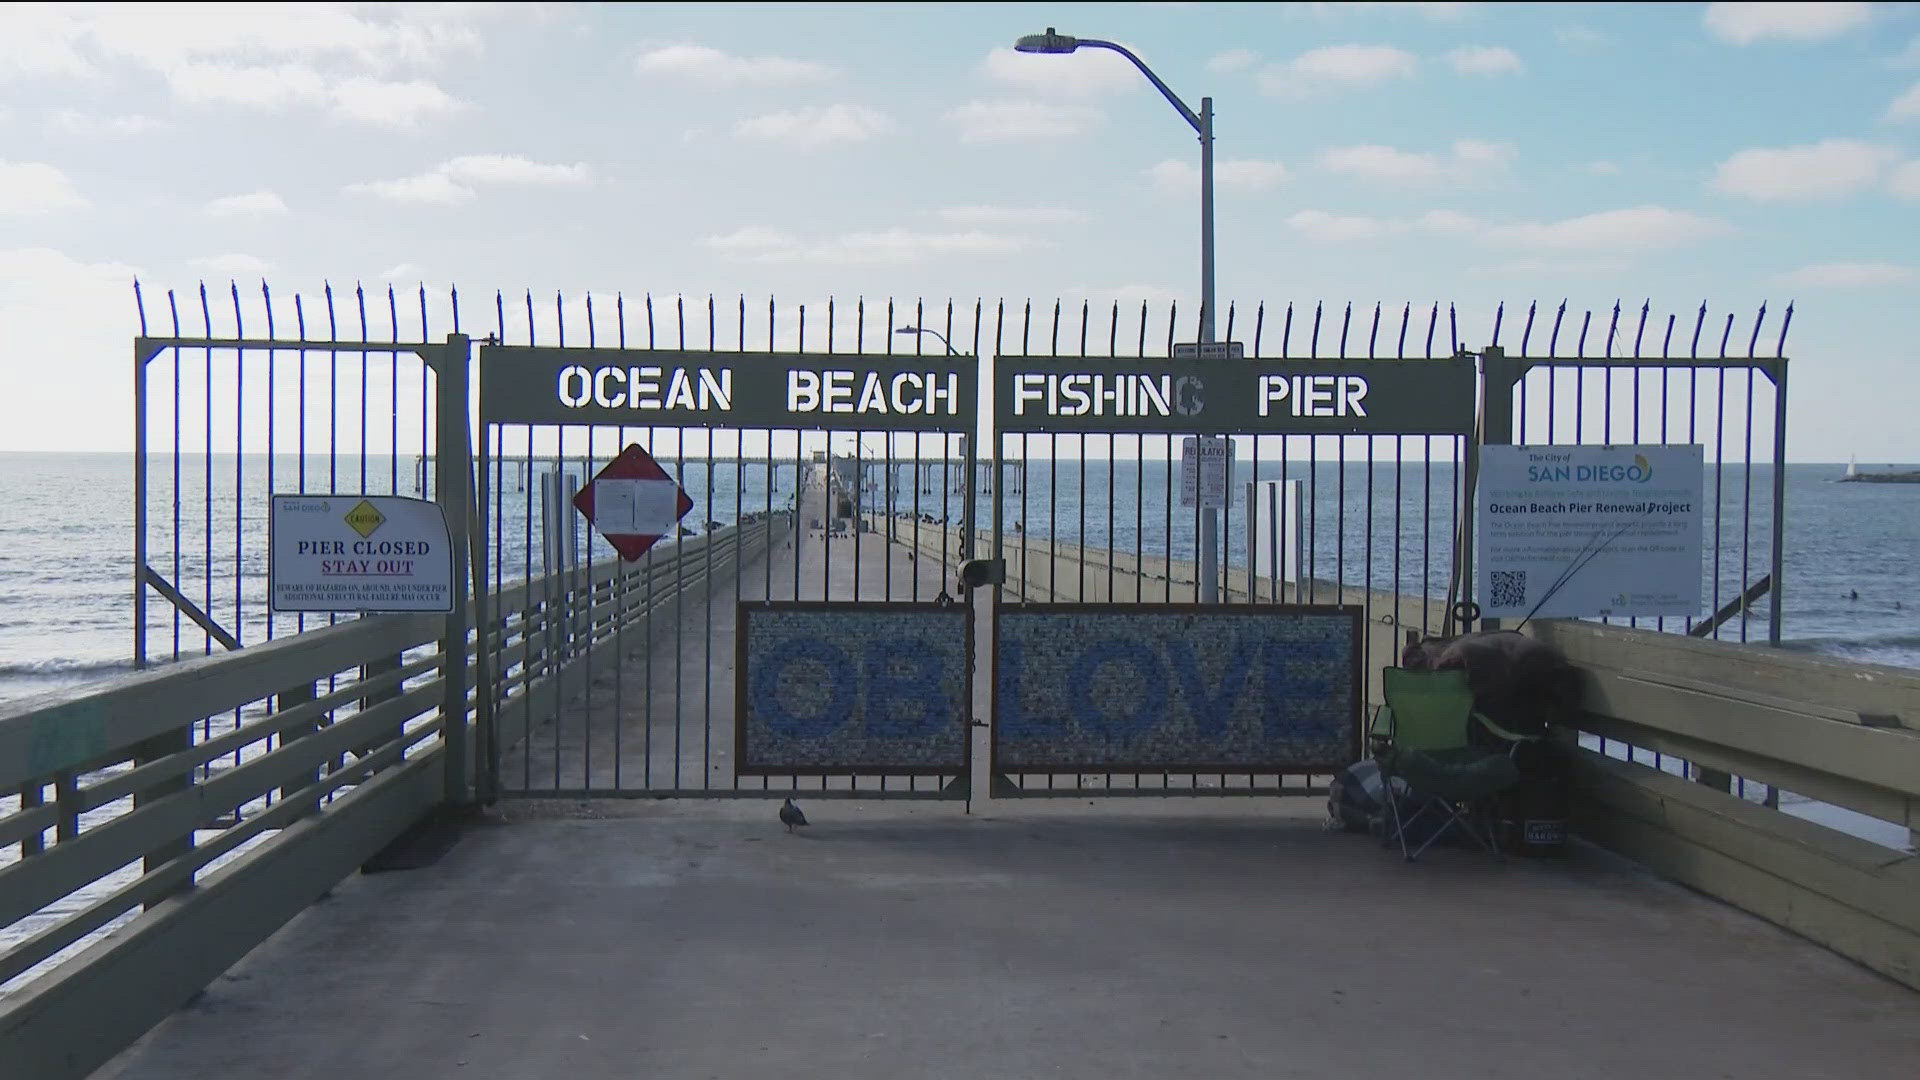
<box><xmin>0</xmin><ymin>612</ymin><xmax>449</xmax><ymax>1078</ymax></box>
<box><xmin>0</xmin><ymin>513</ymin><xmax>790</xmax><ymax>1078</ymax></box>
<box><xmin>1530</xmin><ymin>619</ymin><xmax>1920</xmax><ymax>991</ymax></box>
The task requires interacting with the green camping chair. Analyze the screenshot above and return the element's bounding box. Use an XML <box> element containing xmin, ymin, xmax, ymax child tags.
<box><xmin>1368</xmin><ymin>667</ymin><xmax>1538</xmax><ymax>862</ymax></box>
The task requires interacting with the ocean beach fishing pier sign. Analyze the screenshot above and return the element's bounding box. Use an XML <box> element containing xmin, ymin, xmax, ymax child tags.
<box><xmin>479</xmin><ymin>346</ymin><xmax>975</xmax><ymax>431</ymax></box>
<box><xmin>269</xmin><ymin>495</ymin><xmax>453</xmax><ymax>613</ymax></box>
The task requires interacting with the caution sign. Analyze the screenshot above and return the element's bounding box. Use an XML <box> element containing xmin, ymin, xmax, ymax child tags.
<box><xmin>270</xmin><ymin>494</ymin><xmax>454</xmax><ymax>613</ymax></box>
<box><xmin>574</xmin><ymin>443</ymin><xmax>695</xmax><ymax>562</ymax></box>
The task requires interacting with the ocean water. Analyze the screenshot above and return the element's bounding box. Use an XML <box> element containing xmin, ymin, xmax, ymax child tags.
<box><xmin>0</xmin><ymin>452</ymin><xmax>1914</xmax><ymax>708</ymax></box>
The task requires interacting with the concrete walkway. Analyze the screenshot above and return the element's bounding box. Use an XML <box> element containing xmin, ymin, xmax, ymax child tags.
<box><xmin>98</xmin><ymin>799</ymin><xmax>1920</xmax><ymax>1080</ymax></box>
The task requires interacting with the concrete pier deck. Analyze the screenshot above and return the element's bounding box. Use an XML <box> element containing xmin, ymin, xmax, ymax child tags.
<box><xmin>87</xmin><ymin>463</ymin><xmax>1920</xmax><ymax>1079</ymax></box>
<box><xmin>95</xmin><ymin>800</ymin><xmax>1920</xmax><ymax>1079</ymax></box>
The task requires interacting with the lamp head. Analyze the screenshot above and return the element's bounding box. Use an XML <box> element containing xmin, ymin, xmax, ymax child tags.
<box><xmin>895</xmin><ymin>326</ymin><xmax>921</xmax><ymax>335</ymax></box>
<box><xmin>1014</xmin><ymin>27</ymin><xmax>1079</xmax><ymax>54</ymax></box>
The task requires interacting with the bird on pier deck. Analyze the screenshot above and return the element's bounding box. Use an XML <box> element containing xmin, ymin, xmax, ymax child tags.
<box><xmin>779</xmin><ymin>798</ymin><xmax>809</xmax><ymax>834</ymax></box>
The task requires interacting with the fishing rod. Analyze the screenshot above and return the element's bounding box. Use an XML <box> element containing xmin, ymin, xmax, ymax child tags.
<box><xmin>1513</xmin><ymin>509</ymin><xmax>1656</xmax><ymax>633</ymax></box>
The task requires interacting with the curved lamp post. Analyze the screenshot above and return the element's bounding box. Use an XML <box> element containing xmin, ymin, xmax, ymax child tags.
<box><xmin>895</xmin><ymin>325</ymin><xmax>962</xmax><ymax>356</ymax></box>
<box><xmin>1013</xmin><ymin>27</ymin><xmax>1221</xmax><ymax>602</ymax></box>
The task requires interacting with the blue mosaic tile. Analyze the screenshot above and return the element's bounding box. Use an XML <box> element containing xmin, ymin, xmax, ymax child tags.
<box><xmin>740</xmin><ymin>606</ymin><xmax>969</xmax><ymax>773</ymax></box>
<box><xmin>995</xmin><ymin>610</ymin><xmax>1357</xmax><ymax>772</ymax></box>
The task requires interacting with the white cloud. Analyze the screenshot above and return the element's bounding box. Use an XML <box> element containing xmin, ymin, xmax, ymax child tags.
<box><xmin>1555</xmin><ymin>25</ymin><xmax>1609</xmax><ymax>49</ymax></box>
<box><xmin>47</xmin><ymin>111</ymin><xmax>164</xmax><ymax>137</ymax></box>
<box><xmin>1485</xmin><ymin>206</ymin><xmax>1729</xmax><ymax>253</ymax></box>
<box><xmin>202</xmin><ymin>190</ymin><xmax>287</xmax><ymax>218</ymax></box>
<box><xmin>0</xmin><ymin>248</ymin><xmax>142</xmax><ymax>452</ymax></box>
<box><xmin>732</xmin><ymin>104</ymin><xmax>894</xmax><ymax>148</ymax></box>
<box><xmin>1709</xmin><ymin>139</ymin><xmax>1895</xmax><ymax>199</ymax></box>
<box><xmin>1207</xmin><ymin>49</ymin><xmax>1261</xmax><ymax>74</ymax></box>
<box><xmin>1416</xmin><ymin>209</ymin><xmax>1478</xmax><ymax>233</ymax></box>
<box><xmin>1258</xmin><ymin>44</ymin><xmax>1419</xmax><ymax>96</ymax></box>
<box><xmin>1778</xmin><ymin>262</ymin><xmax>1916</xmax><ymax>288</ymax></box>
<box><xmin>166</xmin><ymin>61</ymin><xmax>329</xmax><ymax>108</ymax></box>
<box><xmin>329</xmin><ymin>77</ymin><xmax>462</xmax><ymax>131</ymax></box>
<box><xmin>161</xmin><ymin>64</ymin><xmax>463</xmax><ymax>130</ymax></box>
<box><xmin>1583</xmin><ymin>160</ymin><xmax>1622</xmax><ymax>175</ymax></box>
<box><xmin>381</xmin><ymin>263</ymin><xmax>425</xmax><ymax>282</ymax></box>
<box><xmin>947</xmin><ymin>99</ymin><xmax>1101</xmax><ymax>141</ymax></box>
<box><xmin>440</xmin><ymin>155</ymin><xmax>592</xmax><ymax>186</ymax></box>
<box><xmin>3</xmin><ymin>7</ymin><xmax>492</xmax><ymax>130</ymax></box>
<box><xmin>982</xmin><ymin>45</ymin><xmax>1145</xmax><ymax>98</ymax></box>
<box><xmin>0</xmin><ymin>161</ymin><xmax>88</xmax><ymax>214</ymax></box>
<box><xmin>1890</xmin><ymin>161</ymin><xmax>1920</xmax><ymax>198</ymax></box>
<box><xmin>189</xmin><ymin>253</ymin><xmax>272</xmax><ymax>278</ymax></box>
<box><xmin>5</xmin><ymin>5</ymin><xmax>489</xmax><ymax>82</ymax></box>
<box><xmin>1703</xmin><ymin>3</ymin><xmax>1871</xmax><ymax>45</ymax></box>
<box><xmin>701</xmin><ymin>226</ymin><xmax>1043</xmax><ymax>265</ymax></box>
<box><xmin>1149</xmin><ymin>159</ymin><xmax>1290</xmax><ymax>194</ymax></box>
<box><xmin>1446</xmin><ymin>45</ymin><xmax>1523</xmax><ymax>75</ymax></box>
<box><xmin>634</xmin><ymin>44</ymin><xmax>837</xmax><ymax>84</ymax></box>
<box><xmin>345</xmin><ymin>172</ymin><xmax>475</xmax><ymax>204</ymax></box>
<box><xmin>1317</xmin><ymin>139</ymin><xmax>1514</xmax><ymax>184</ymax></box>
<box><xmin>1888</xmin><ymin>81</ymin><xmax>1920</xmax><ymax>122</ymax></box>
<box><xmin>1285</xmin><ymin>209</ymin><xmax>1475</xmax><ymax>241</ymax></box>
<box><xmin>1287</xmin><ymin>210</ymin><xmax>1405</xmax><ymax>242</ymax></box>
<box><xmin>344</xmin><ymin>153</ymin><xmax>594</xmax><ymax>204</ymax></box>
<box><xmin>932</xmin><ymin>206</ymin><xmax>1087</xmax><ymax>227</ymax></box>
<box><xmin>1296</xmin><ymin>2</ymin><xmax>1476</xmax><ymax>20</ymax></box>
<box><xmin>0</xmin><ymin>6</ymin><xmax>96</xmax><ymax>80</ymax></box>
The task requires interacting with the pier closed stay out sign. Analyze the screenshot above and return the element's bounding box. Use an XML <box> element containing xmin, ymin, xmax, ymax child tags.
<box><xmin>270</xmin><ymin>495</ymin><xmax>454</xmax><ymax>613</ymax></box>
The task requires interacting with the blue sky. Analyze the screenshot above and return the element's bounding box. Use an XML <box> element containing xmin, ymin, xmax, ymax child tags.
<box><xmin>2</xmin><ymin>1</ymin><xmax>1917</xmax><ymax>460</ymax></box>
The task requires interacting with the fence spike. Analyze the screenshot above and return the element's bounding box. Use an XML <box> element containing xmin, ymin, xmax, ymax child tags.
<box><xmin>1747</xmin><ymin>301</ymin><xmax>1767</xmax><ymax>358</ymax></box>
<box><xmin>1776</xmin><ymin>302</ymin><xmax>1794</xmax><ymax>355</ymax></box>
<box><xmin>1490</xmin><ymin>301</ymin><xmax>1503</xmax><ymax>350</ymax></box>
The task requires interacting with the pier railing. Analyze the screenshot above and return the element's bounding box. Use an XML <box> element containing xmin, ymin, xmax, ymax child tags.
<box><xmin>1532</xmin><ymin>619</ymin><xmax>1920</xmax><ymax>990</ymax></box>
<box><xmin>0</xmin><ymin>517</ymin><xmax>773</xmax><ymax>1078</ymax></box>
<box><xmin>0</xmin><ymin>612</ymin><xmax>449</xmax><ymax>1078</ymax></box>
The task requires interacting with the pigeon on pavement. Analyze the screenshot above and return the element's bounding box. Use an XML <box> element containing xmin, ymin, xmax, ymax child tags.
<box><xmin>779</xmin><ymin>798</ymin><xmax>809</xmax><ymax>834</ymax></box>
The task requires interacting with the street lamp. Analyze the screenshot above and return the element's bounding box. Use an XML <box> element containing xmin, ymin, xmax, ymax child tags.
<box><xmin>895</xmin><ymin>325</ymin><xmax>961</xmax><ymax>356</ymax></box>
<box><xmin>1013</xmin><ymin>26</ymin><xmax>1221</xmax><ymax>602</ymax></box>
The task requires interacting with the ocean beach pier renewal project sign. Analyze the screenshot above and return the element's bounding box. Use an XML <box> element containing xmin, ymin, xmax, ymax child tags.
<box><xmin>1477</xmin><ymin>444</ymin><xmax>1705</xmax><ymax>619</ymax></box>
<box><xmin>737</xmin><ymin>604</ymin><xmax>971</xmax><ymax>775</ymax></box>
<box><xmin>994</xmin><ymin>607</ymin><xmax>1361</xmax><ymax>774</ymax></box>
<box><xmin>270</xmin><ymin>495</ymin><xmax>453</xmax><ymax>613</ymax></box>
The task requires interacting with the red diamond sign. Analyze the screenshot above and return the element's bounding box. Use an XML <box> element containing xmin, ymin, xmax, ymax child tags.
<box><xmin>572</xmin><ymin>443</ymin><xmax>695</xmax><ymax>562</ymax></box>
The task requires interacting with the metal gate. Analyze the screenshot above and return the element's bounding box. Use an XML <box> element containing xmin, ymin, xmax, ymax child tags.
<box><xmin>127</xmin><ymin>285</ymin><xmax>1789</xmax><ymax>807</ymax></box>
<box><xmin>474</xmin><ymin>296</ymin><xmax>979</xmax><ymax>799</ymax></box>
<box><xmin>130</xmin><ymin>282</ymin><xmax>474</xmax><ymax>812</ymax></box>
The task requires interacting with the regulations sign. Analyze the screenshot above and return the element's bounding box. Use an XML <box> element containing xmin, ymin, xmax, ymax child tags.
<box><xmin>270</xmin><ymin>495</ymin><xmax>453</xmax><ymax>613</ymax></box>
<box><xmin>573</xmin><ymin>443</ymin><xmax>694</xmax><ymax>562</ymax></box>
<box><xmin>1180</xmin><ymin>436</ymin><xmax>1233</xmax><ymax>509</ymax></box>
<box><xmin>994</xmin><ymin>355</ymin><xmax>1475</xmax><ymax>435</ymax></box>
<box><xmin>1477</xmin><ymin>444</ymin><xmax>1704</xmax><ymax>619</ymax></box>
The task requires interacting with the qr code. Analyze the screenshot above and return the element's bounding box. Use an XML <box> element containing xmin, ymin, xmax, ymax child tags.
<box><xmin>1490</xmin><ymin>570</ymin><xmax>1527</xmax><ymax>608</ymax></box>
